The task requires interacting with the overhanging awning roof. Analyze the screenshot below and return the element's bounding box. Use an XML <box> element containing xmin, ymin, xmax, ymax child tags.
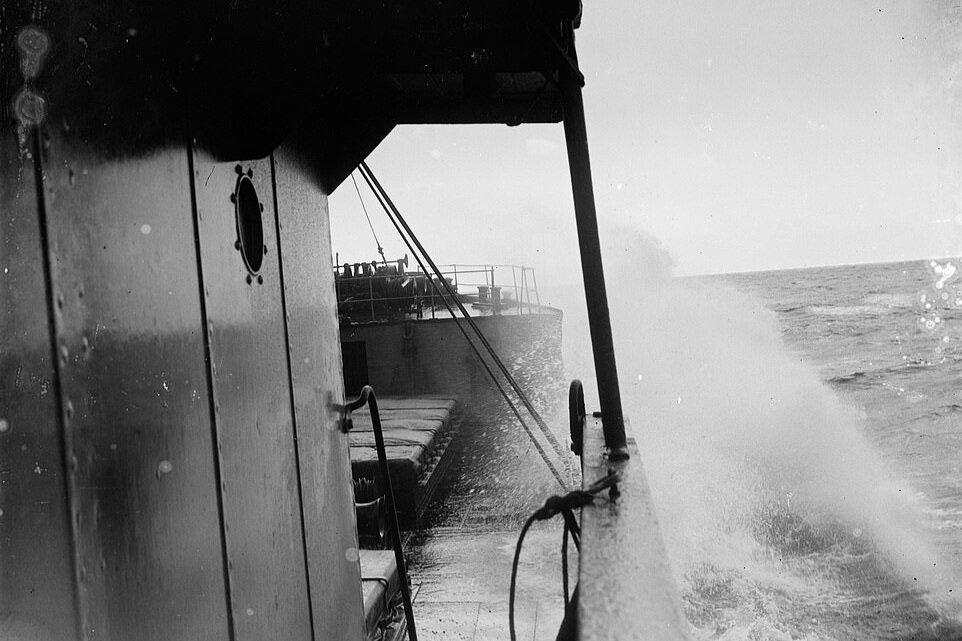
<box><xmin>1</xmin><ymin>0</ymin><xmax>582</xmax><ymax>186</ymax></box>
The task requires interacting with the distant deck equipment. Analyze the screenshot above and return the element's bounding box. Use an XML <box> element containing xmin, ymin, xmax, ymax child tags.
<box><xmin>335</xmin><ymin>262</ymin><xmax>547</xmax><ymax>324</ymax></box>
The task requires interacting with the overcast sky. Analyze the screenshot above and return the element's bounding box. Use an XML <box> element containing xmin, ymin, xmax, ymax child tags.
<box><xmin>330</xmin><ymin>0</ymin><xmax>962</xmax><ymax>277</ymax></box>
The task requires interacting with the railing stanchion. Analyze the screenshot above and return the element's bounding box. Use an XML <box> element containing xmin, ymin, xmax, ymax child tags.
<box><xmin>368</xmin><ymin>275</ymin><xmax>375</xmax><ymax>321</ymax></box>
<box><xmin>531</xmin><ymin>268</ymin><xmax>542</xmax><ymax>311</ymax></box>
<box><xmin>523</xmin><ymin>267</ymin><xmax>532</xmax><ymax>312</ymax></box>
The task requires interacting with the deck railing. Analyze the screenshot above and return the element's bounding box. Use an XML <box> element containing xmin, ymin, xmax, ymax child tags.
<box><xmin>332</xmin><ymin>262</ymin><xmax>544</xmax><ymax>323</ymax></box>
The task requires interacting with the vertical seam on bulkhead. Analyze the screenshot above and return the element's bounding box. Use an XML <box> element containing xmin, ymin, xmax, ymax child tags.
<box><xmin>30</xmin><ymin>128</ymin><xmax>85</xmax><ymax>641</ymax></box>
<box><xmin>186</xmin><ymin>132</ymin><xmax>237</xmax><ymax>641</ymax></box>
<box><xmin>268</xmin><ymin>153</ymin><xmax>317</xmax><ymax>641</ymax></box>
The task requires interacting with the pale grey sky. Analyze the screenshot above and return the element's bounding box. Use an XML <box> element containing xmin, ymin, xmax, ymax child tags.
<box><xmin>331</xmin><ymin>0</ymin><xmax>962</xmax><ymax>276</ymax></box>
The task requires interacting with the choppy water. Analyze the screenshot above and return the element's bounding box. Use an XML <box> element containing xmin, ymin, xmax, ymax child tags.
<box><xmin>666</xmin><ymin>259</ymin><xmax>962</xmax><ymax>640</ymax></box>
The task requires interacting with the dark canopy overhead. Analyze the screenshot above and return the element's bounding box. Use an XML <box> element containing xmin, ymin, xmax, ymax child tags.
<box><xmin>3</xmin><ymin>0</ymin><xmax>583</xmax><ymax>189</ymax></box>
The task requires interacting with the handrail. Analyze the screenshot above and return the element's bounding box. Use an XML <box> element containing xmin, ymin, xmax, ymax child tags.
<box><xmin>343</xmin><ymin>386</ymin><xmax>419</xmax><ymax>641</ymax></box>
<box><xmin>333</xmin><ymin>263</ymin><xmax>547</xmax><ymax>322</ymax></box>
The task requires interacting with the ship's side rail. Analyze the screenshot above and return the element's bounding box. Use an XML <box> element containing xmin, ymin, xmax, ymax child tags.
<box><xmin>436</xmin><ymin>263</ymin><xmax>543</xmax><ymax>313</ymax></box>
<box><xmin>576</xmin><ymin>417</ymin><xmax>692</xmax><ymax>641</ymax></box>
<box><xmin>332</xmin><ymin>263</ymin><xmax>545</xmax><ymax>322</ymax></box>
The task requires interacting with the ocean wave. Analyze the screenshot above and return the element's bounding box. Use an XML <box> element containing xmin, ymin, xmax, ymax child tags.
<box><xmin>806</xmin><ymin>305</ymin><xmax>888</xmax><ymax>317</ymax></box>
<box><xmin>774</xmin><ymin>304</ymin><xmax>809</xmax><ymax>314</ymax></box>
<box><xmin>827</xmin><ymin>371</ymin><xmax>871</xmax><ymax>387</ymax></box>
<box><xmin>825</xmin><ymin>361</ymin><xmax>938</xmax><ymax>388</ymax></box>
<box><xmin>682</xmin><ymin>538</ymin><xmax>962</xmax><ymax>641</ymax></box>
<box><xmin>862</xmin><ymin>293</ymin><xmax>916</xmax><ymax>309</ymax></box>
<box><xmin>917</xmin><ymin>403</ymin><xmax>962</xmax><ymax>420</ymax></box>
<box><xmin>751</xmin><ymin>498</ymin><xmax>855</xmax><ymax>557</ymax></box>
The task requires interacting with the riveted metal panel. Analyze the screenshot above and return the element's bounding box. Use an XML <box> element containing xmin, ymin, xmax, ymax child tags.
<box><xmin>193</xmin><ymin>152</ymin><xmax>312</xmax><ymax>641</ymax></box>
<box><xmin>0</xmin><ymin>135</ymin><xmax>80</xmax><ymax>641</ymax></box>
<box><xmin>273</xmin><ymin>148</ymin><xmax>365</xmax><ymax>640</ymax></box>
<box><xmin>41</xmin><ymin>138</ymin><xmax>230</xmax><ymax>641</ymax></box>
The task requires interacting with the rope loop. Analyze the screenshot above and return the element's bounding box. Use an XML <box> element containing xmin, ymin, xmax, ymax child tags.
<box><xmin>533</xmin><ymin>490</ymin><xmax>595</xmax><ymax>521</ymax></box>
<box><xmin>509</xmin><ymin>471</ymin><xmax>621</xmax><ymax>641</ymax></box>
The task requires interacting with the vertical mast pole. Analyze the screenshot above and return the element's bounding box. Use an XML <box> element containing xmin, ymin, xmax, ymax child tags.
<box><xmin>558</xmin><ymin>22</ymin><xmax>629</xmax><ymax>459</ymax></box>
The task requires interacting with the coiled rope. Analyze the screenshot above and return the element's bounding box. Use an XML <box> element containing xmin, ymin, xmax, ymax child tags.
<box><xmin>508</xmin><ymin>471</ymin><xmax>621</xmax><ymax>641</ymax></box>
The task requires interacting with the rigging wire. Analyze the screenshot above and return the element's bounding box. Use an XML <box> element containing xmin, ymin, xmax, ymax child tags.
<box><xmin>358</xmin><ymin>168</ymin><xmax>569</xmax><ymax>490</ymax></box>
<box><xmin>351</xmin><ymin>171</ymin><xmax>386</xmax><ymax>263</ymax></box>
<box><xmin>357</xmin><ymin>161</ymin><xmax>576</xmax><ymax>488</ymax></box>
<box><xmin>359</xmin><ymin>163</ymin><xmax>569</xmax><ymax>456</ymax></box>
<box><xmin>360</xmin><ymin>163</ymin><xmax>565</xmax><ymax>456</ymax></box>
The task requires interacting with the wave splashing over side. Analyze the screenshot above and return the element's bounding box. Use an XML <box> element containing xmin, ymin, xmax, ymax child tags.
<box><xmin>574</xmin><ymin>228</ymin><xmax>962</xmax><ymax>638</ymax></box>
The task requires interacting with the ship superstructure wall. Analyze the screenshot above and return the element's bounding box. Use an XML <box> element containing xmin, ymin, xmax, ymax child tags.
<box><xmin>341</xmin><ymin>312</ymin><xmax>564</xmax><ymax>417</ymax></box>
<box><xmin>0</xmin><ymin>134</ymin><xmax>364</xmax><ymax>640</ymax></box>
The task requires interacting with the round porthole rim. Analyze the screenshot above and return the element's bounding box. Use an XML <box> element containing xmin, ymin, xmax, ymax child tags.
<box><xmin>233</xmin><ymin>173</ymin><xmax>265</xmax><ymax>276</ymax></box>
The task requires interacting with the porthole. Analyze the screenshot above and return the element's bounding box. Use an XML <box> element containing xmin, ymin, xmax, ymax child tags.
<box><xmin>233</xmin><ymin>171</ymin><xmax>264</xmax><ymax>274</ymax></box>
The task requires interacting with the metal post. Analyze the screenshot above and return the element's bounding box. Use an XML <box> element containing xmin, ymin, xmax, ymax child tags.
<box><xmin>345</xmin><ymin>387</ymin><xmax>419</xmax><ymax>641</ymax></box>
<box><xmin>559</xmin><ymin>23</ymin><xmax>628</xmax><ymax>459</ymax></box>
<box><xmin>369</xmin><ymin>274</ymin><xmax>375</xmax><ymax>321</ymax></box>
<box><xmin>522</xmin><ymin>267</ymin><xmax>532</xmax><ymax>311</ymax></box>
<box><xmin>531</xmin><ymin>268</ymin><xmax>542</xmax><ymax>310</ymax></box>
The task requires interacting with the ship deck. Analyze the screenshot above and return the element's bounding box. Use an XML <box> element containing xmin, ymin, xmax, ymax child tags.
<box><xmin>400</xmin><ymin>391</ymin><xmax>576</xmax><ymax>640</ymax></box>
<box><xmin>408</xmin><ymin>527</ymin><xmax>566</xmax><ymax>641</ymax></box>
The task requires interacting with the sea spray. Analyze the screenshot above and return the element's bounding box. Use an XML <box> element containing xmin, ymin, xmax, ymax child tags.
<box><xmin>554</xmin><ymin>228</ymin><xmax>961</xmax><ymax>638</ymax></box>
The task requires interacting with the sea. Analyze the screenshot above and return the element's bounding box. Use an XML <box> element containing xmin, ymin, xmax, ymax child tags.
<box><xmin>650</xmin><ymin>259</ymin><xmax>962</xmax><ymax>640</ymax></box>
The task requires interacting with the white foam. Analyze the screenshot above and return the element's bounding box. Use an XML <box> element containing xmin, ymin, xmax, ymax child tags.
<box><xmin>559</xmin><ymin>226</ymin><xmax>962</xmax><ymax>623</ymax></box>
